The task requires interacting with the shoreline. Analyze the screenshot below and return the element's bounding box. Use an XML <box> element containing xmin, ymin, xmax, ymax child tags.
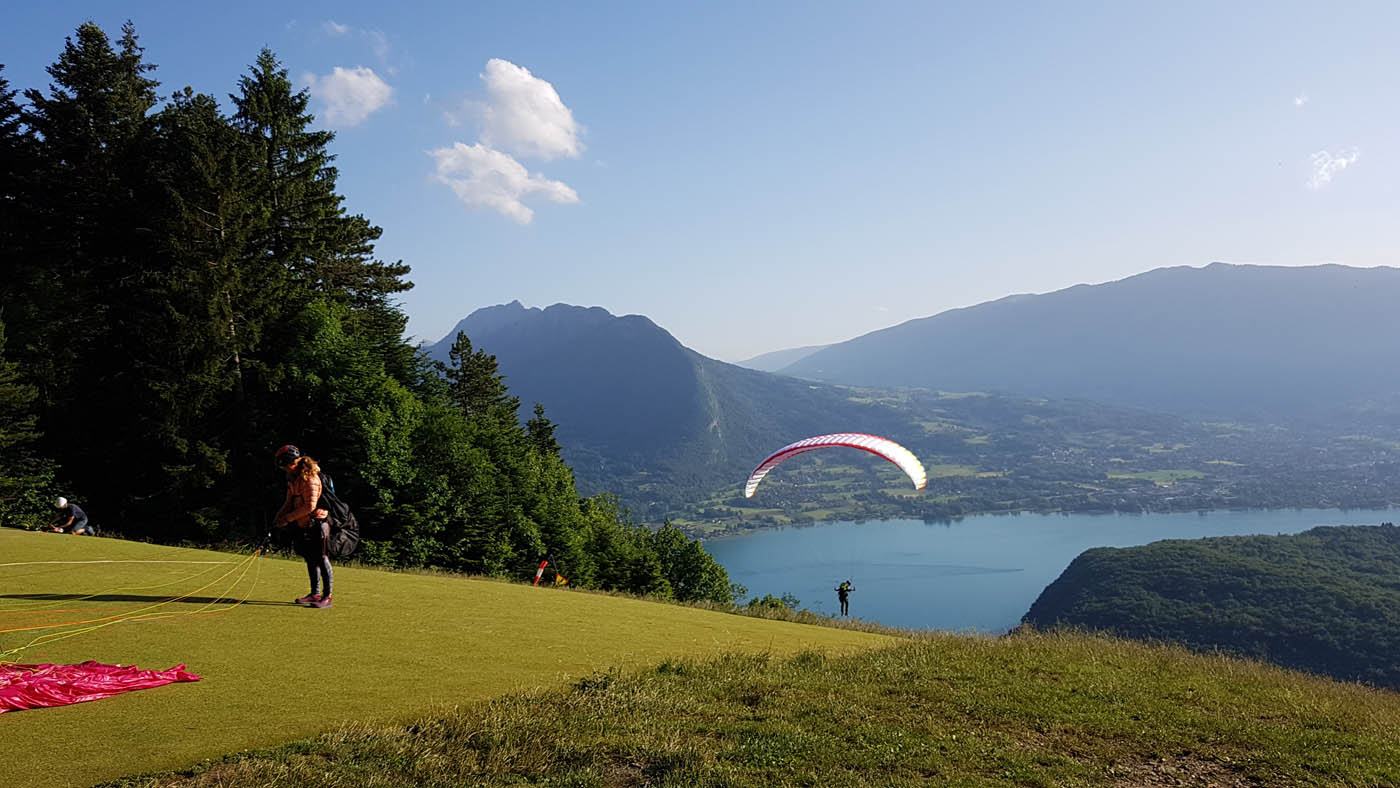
<box><xmin>693</xmin><ymin>502</ymin><xmax>1400</xmax><ymax>542</ymax></box>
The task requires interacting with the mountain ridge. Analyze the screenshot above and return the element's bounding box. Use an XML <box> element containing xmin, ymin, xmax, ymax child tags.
<box><xmin>423</xmin><ymin>303</ymin><xmax>914</xmax><ymax>516</ymax></box>
<box><xmin>735</xmin><ymin>344</ymin><xmax>831</xmax><ymax>372</ymax></box>
<box><xmin>778</xmin><ymin>262</ymin><xmax>1400</xmax><ymax>418</ymax></box>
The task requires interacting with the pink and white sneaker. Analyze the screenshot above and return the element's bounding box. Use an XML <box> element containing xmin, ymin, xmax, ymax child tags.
<box><xmin>311</xmin><ymin>595</ymin><xmax>333</xmax><ymax>608</ymax></box>
<box><xmin>295</xmin><ymin>593</ymin><xmax>321</xmax><ymax>605</ymax></box>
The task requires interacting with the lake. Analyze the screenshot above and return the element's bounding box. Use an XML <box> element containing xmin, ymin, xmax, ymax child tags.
<box><xmin>703</xmin><ymin>508</ymin><xmax>1400</xmax><ymax>633</ymax></box>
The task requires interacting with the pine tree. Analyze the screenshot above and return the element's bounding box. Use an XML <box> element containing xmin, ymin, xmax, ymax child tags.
<box><xmin>445</xmin><ymin>332</ymin><xmax>520</xmax><ymax>425</ymax></box>
<box><xmin>18</xmin><ymin>21</ymin><xmax>161</xmax><ymax>527</ymax></box>
<box><xmin>129</xmin><ymin>87</ymin><xmax>271</xmax><ymax>537</ymax></box>
<box><xmin>0</xmin><ymin>62</ymin><xmax>27</xmax><ymax>167</ymax></box>
<box><xmin>526</xmin><ymin>403</ymin><xmax>562</xmax><ymax>457</ymax></box>
<box><xmin>230</xmin><ymin>50</ymin><xmax>412</xmax><ymax>322</ymax></box>
<box><xmin>15</xmin><ymin>21</ymin><xmax>160</xmax><ymax>379</ymax></box>
<box><xmin>0</xmin><ymin>63</ymin><xmax>40</xmax><ymax>391</ymax></box>
<box><xmin>230</xmin><ymin>49</ymin><xmax>338</xmax><ymax>285</ymax></box>
<box><xmin>150</xmin><ymin>88</ymin><xmax>270</xmax><ymax>399</ymax></box>
<box><xmin>0</xmin><ymin>64</ymin><xmax>37</xmax><ymax>284</ymax></box>
<box><xmin>0</xmin><ymin>318</ymin><xmax>53</xmax><ymax>528</ymax></box>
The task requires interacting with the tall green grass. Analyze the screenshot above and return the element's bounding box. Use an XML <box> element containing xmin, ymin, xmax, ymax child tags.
<box><xmin>106</xmin><ymin>631</ymin><xmax>1400</xmax><ymax>787</ymax></box>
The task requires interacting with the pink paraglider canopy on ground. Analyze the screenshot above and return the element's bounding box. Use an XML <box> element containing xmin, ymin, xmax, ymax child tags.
<box><xmin>0</xmin><ymin>661</ymin><xmax>200</xmax><ymax>713</ymax></box>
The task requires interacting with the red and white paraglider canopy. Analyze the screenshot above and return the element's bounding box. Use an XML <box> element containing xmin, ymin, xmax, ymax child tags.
<box><xmin>744</xmin><ymin>433</ymin><xmax>927</xmax><ymax>498</ymax></box>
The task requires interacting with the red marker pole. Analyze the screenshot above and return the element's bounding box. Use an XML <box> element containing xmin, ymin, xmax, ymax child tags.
<box><xmin>533</xmin><ymin>559</ymin><xmax>548</xmax><ymax>585</ymax></box>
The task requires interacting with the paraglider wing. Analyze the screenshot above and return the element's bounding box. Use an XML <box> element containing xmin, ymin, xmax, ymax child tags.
<box><xmin>744</xmin><ymin>433</ymin><xmax>927</xmax><ymax>498</ymax></box>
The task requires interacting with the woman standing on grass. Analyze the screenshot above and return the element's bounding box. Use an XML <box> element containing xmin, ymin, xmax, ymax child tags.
<box><xmin>272</xmin><ymin>445</ymin><xmax>333</xmax><ymax>608</ymax></box>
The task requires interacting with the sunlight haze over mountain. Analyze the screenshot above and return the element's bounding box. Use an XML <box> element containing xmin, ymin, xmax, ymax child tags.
<box><xmin>7</xmin><ymin>1</ymin><xmax>1395</xmax><ymax>361</ymax></box>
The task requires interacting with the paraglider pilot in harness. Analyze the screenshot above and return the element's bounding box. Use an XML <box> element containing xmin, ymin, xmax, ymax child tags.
<box><xmin>835</xmin><ymin>580</ymin><xmax>854</xmax><ymax>616</ymax></box>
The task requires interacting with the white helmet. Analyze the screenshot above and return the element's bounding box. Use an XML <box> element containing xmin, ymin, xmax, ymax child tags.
<box><xmin>55</xmin><ymin>496</ymin><xmax>67</xmax><ymax>509</ymax></box>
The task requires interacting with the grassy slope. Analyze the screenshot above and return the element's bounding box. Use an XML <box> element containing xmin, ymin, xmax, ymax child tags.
<box><xmin>12</xmin><ymin>530</ymin><xmax>1400</xmax><ymax>788</ymax></box>
<box><xmin>0</xmin><ymin>530</ymin><xmax>891</xmax><ymax>788</ymax></box>
<box><xmin>112</xmin><ymin>633</ymin><xmax>1400</xmax><ymax>787</ymax></box>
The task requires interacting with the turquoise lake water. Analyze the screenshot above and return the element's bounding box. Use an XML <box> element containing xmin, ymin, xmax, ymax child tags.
<box><xmin>703</xmin><ymin>508</ymin><xmax>1400</xmax><ymax>632</ymax></box>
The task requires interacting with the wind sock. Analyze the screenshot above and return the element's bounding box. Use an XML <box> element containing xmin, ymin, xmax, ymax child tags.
<box><xmin>534</xmin><ymin>559</ymin><xmax>548</xmax><ymax>585</ymax></box>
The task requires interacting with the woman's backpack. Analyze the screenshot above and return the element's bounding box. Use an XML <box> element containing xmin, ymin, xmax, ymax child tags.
<box><xmin>318</xmin><ymin>472</ymin><xmax>361</xmax><ymax>559</ymax></box>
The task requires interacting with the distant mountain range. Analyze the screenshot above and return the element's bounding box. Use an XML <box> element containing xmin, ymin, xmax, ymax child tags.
<box><xmin>425</xmin><ymin>264</ymin><xmax>1400</xmax><ymax>526</ymax></box>
<box><xmin>777</xmin><ymin>263</ymin><xmax>1400</xmax><ymax>418</ymax></box>
<box><xmin>735</xmin><ymin>344</ymin><xmax>829</xmax><ymax>372</ymax></box>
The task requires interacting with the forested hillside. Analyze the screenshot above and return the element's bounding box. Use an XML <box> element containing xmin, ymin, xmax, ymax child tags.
<box><xmin>1022</xmin><ymin>524</ymin><xmax>1400</xmax><ymax>689</ymax></box>
<box><xmin>425</xmin><ymin>302</ymin><xmax>912</xmax><ymax>513</ymax></box>
<box><xmin>0</xmin><ymin>22</ymin><xmax>730</xmax><ymax>604</ymax></box>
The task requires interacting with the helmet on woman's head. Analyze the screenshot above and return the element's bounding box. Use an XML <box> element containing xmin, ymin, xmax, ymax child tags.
<box><xmin>55</xmin><ymin>496</ymin><xmax>68</xmax><ymax>509</ymax></box>
<box><xmin>274</xmin><ymin>444</ymin><xmax>302</xmax><ymax>468</ymax></box>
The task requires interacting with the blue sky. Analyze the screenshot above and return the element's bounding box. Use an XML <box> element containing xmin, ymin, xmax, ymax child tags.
<box><xmin>5</xmin><ymin>1</ymin><xmax>1396</xmax><ymax>361</ymax></box>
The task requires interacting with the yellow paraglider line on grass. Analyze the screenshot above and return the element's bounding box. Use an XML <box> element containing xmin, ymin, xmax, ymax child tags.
<box><xmin>133</xmin><ymin>551</ymin><xmax>263</xmax><ymax>621</ymax></box>
<box><xmin>0</xmin><ymin>550</ymin><xmax>264</xmax><ymax>662</ymax></box>
<box><xmin>0</xmin><ymin>560</ymin><xmax>238</xmax><ymax>614</ymax></box>
<box><xmin>0</xmin><ymin>559</ymin><xmax>241</xmax><ymax>567</ymax></box>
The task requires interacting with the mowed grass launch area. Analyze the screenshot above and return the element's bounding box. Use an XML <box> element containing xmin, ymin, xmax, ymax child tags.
<box><xmin>10</xmin><ymin>530</ymin><xmax>1400</xmax><ymax>788</ymax></box>
<box><xmin>0</xmin><ymin>529</ymin><xmax>893</xmax><ymax>788</ymax></box>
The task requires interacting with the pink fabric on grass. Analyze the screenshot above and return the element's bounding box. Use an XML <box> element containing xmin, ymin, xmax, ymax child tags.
<box><xmin>0</xmin><ymin>661</ymin><xmax>200</xmax><ymax>713</ymax></box>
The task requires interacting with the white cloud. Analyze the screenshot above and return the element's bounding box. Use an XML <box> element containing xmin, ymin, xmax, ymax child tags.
<box><xmin>1308</xmin><ymin>148</ymin><xmax>1360</xmax><ymax>190</ymax></box>
<box><xmin>478</xmin><ymin>58</ymin><xmax>582</xmax><ymax>160</ymax></box>
<box><xmin>431</xmin><ymin>142</ymin><xmax>579</xmax><ymax>224</ymax></box>
<box><xmin>307</xmin><ymin>66</ymin><xmax>393</xmax><ymax>127</ymax></box>
<box><xmin>324</xmin><ymin>20</ymin><xmax>350</xmax><ymax>35</ymax></box>
<box><xmin>429</xmin><ymin>59</ymin><xmax>584</xmax><ymax>223</ymax></box>
<box><xmin>1293</xmin><ymin>92</ymin><xmax>1308</xmax><ymax>107</ymax></box>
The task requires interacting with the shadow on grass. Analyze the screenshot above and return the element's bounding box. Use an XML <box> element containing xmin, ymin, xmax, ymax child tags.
<box><xmin>0</xmin><ymin>593</ymin><xmax>301</xmax><ymax>607</ymax></box>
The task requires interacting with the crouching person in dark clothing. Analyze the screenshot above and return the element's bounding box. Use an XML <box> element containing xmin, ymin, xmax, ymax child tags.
<box><xmin>272</xmin><ymin>445</ymin><xmax>334</xmax><ymax>608</ymax></box>
<box><xmin>50</xmin><ymin>497</ymin><xmax>97</xmax><ymax>535</ymax></box>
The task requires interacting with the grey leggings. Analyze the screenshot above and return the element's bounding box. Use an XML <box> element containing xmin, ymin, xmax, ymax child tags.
<box><xmin>301</xmin><ymin>521</ymin><xmax>333</xmax><ymax>596</ymax></box>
